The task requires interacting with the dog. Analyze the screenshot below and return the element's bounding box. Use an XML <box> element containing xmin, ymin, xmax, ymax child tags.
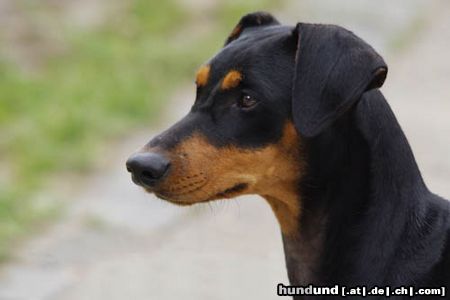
<box><xmin>126</xmin><ymin>12</ymin><xmax>450</xmax><ymax>299</ymax></box>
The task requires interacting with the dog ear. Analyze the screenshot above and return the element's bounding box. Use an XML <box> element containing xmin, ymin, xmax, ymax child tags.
<box><xmin>291</xmin><ymin>23</ymin><xmax>388</xmax><ymax>137</ymax></box>
<box><xmin>224</xmin><ymin>12</ymin><xmax>280</xmax><ymax>45</ymax></box>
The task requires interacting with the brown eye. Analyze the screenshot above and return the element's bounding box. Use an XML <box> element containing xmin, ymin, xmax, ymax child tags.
<box><xmin>237</xmin><ymin>94</ymin><xmax>257</xmax><ymax>109</ymax></box>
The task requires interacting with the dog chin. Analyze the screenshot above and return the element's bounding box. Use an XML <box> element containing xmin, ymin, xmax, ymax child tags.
<box><xmin>156</xmin><ymin>193</ymin><xmax>209</xmax><ymax>206</ymax></box>
<box><xmin>149</xmin><ymin>189</ymin><xmax>203</xmax><ymax>205</ymax></box>
<box><xmin>150</xmin><ymin>182</ymin><xmax>250</xmax><ymax>206</ymax></box>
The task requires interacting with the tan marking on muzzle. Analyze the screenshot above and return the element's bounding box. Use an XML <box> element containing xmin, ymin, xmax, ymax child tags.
<box><xmin>152</xmin><ymin>122</ymin><xmax>304</xmax><ymax>236</ymax></box>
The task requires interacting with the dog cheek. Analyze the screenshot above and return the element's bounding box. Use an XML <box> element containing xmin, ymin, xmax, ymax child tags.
<box><xmin>157</xmin><ymin>124</ymin><xmax>303</xmax><ymax>204</ymax></box>
<box><xmin>165</xmin><ymin>136</ymin><xmax>253</xmax><ymax>199</ymax></box>
<box><xmin>155</xmin><ymin>134</ymin><xmax>218</xmax><ymax>194</ymax></box>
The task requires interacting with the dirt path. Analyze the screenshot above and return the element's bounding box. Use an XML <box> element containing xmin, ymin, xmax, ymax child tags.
<box><xmin>1</xmin><ymin>1</ymin><xmax>449</xmax><ymax>300</ymax></box>
<box><xmin>0</xmin><ymin>82</ymin><xmax>288</xmax><ymax>300</ymax></box>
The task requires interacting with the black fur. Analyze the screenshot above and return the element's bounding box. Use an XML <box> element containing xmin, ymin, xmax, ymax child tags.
<box><xmin>135</xmin><ymin>12</ymin><xmax>450</xmax><ymax>298</ymax></box>
<box><xmin>293</xmin><ymin>91</ymin><xmax>450</xmax><ymax>298</ymax></box>
<box><xmin>292</xmin><ymin>23</ymin><xmax>387</xmax><ymax>137</ymax></box>
<box><xmin>224</xmin><ymin>11</ymin><xmax>280</xmax><ymax>45</ymax></box>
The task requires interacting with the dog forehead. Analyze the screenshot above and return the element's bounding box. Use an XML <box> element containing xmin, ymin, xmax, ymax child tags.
<box><xmin>208</xmin><ymin>25</ymin><xmax>293</xmax><ymax>79</ymax></box>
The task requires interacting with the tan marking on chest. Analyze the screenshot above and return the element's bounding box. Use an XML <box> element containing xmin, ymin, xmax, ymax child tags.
<box><xmin>260</xmin><ymin>123</ymin><xmax>304</xmax><ymax>236</ymax></box>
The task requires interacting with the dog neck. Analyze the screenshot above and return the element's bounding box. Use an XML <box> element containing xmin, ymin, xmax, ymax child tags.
<box><xmin>278</xmin><ymin>91</ymin><xmax>438</xmax><ymax>287</ymax></box>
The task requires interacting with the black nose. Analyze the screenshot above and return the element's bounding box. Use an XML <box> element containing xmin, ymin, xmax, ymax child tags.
<box><xmin>126</xmin><ymin>152</ymin><xmax>171</xmax><ymax>188</ymax></box>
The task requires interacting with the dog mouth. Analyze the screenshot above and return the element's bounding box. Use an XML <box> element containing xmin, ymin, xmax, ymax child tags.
<box><xmin>214</xmin><ymin>183</ymin><xmax>248</xmax><ymax>198</ymax></box>
<box><xmin>152</xmin><ymin>182</ymin><xmax>249</xmax><ymax>205</ymax></box>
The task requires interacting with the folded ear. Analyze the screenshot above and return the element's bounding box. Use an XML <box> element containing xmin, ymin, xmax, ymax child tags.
<box><xmin>224</xmin><ymin>12</ymin><xmax>280</xmax><ymax>45</ymax></box>
<box><xmin>292</xmin><ymin>23</ymin><xmax>388</xmax><ymax>137</ymax></box>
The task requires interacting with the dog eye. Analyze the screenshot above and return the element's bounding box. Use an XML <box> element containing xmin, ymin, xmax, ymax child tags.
<box><xmin>237</xmin><ymin>94</ymin><xmax>257</xmax><ymax>109</ymax></box>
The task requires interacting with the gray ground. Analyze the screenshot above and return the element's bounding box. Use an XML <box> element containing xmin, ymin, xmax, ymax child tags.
<box><xmin>1</xmin><ymin>1</ymin><xmax>449</xmax><ymax>299</ymax></box>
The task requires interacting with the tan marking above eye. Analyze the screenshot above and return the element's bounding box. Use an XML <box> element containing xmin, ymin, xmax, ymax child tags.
<box><xmin>221</xmin><ymin>70</ymin><xmax>242</xmax><ymax>90</ymax></box>
<box><xmin>195</xmin><ymin>65</ymin><xmax>210</xmax><ymax>87</ymax></box>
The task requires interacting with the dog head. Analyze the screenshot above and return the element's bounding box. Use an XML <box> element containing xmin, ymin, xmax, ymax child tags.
<box><xmin>126</xmin><ymin>12</ymin><xmax>387</xmax><ymax>224</ymax></box>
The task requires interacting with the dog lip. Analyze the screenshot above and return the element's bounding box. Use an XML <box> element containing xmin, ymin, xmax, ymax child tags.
<box><xmin>172</xmin><ymin>182</ymin><xmax>249</xmax><ymax>204</ymax></box>
<box><xmin>153</xmin><ymin>191</ymin><xmax>199</xmax><ymax>206</ymax></box>
<box><xmin>151</xmin><ymin>182</ymin><xmax>249</xmax><ymax>205</ymax></box>
<box><xmin>215</xmin><ymin>183</ymin><xmax>248</xmax><ymax>198</ymax></box>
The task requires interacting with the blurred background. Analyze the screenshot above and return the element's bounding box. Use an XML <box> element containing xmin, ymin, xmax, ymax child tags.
<box><xmin>0</xmin><ymin>0</ymin><xmax>449</xmax><ymax>299</ymax></box>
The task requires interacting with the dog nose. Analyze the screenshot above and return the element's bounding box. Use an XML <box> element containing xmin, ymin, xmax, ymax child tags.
<box><xmin>126</xmin><ymin>152</ymin><xmax>171</xmax><ymax>188</ymax></box>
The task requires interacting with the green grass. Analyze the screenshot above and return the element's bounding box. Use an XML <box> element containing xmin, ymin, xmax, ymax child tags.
<box><xmin>0</xmin><ymin>0</ymin><xmax>281</xmax><ymax>260</ymax></box>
